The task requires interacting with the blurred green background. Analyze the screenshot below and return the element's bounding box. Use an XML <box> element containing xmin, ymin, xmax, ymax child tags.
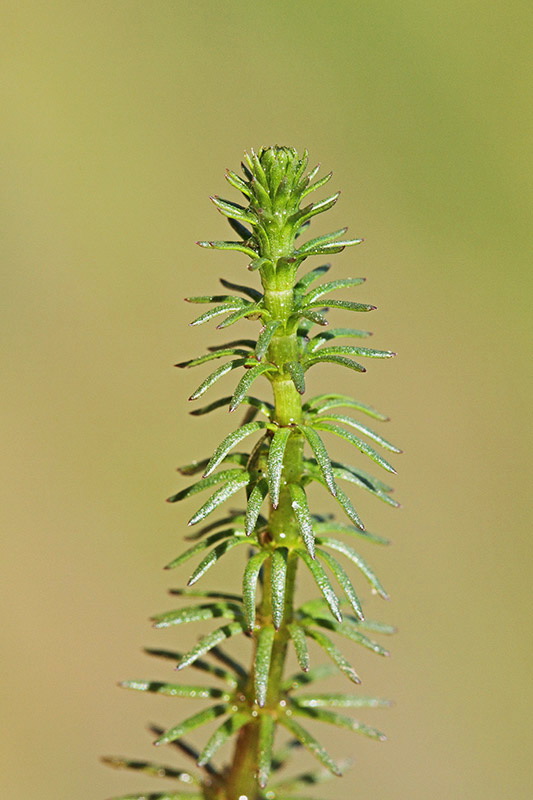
<box><xmin>2</xmin><ymin>2</ymin><xmax>532</xmax><ymax>798</ymax></box>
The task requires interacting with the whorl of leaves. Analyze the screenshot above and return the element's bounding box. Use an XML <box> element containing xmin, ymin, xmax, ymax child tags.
<box><xmin>106</xmin><ymin>147</ymin><xmax>399</xmax><ymax>800</ymax></box>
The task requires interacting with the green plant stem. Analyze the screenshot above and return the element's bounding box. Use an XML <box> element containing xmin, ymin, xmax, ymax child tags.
<box><xmin>224</xmin><ymin>285</ymin><xmax>304</xmax><ymax>799</ymax></box>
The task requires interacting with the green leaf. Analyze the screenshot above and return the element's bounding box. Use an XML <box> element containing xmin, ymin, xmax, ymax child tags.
<box><xmin>307</xmin><ymin>328</ymin><xmax>373</xmax><ymax>352</ymax></box>
<box><xmin>305</xmin><ymin>615</ymin><xmax>390</xmax><ymax>657</ymax></box>
<box><xmin>210</xmin><ymin>195</ymin><xmax>256</xmax><ymax>224</ymax></box>
<box><xmin>305</xmin><ymin>354</ymin><xmax>366</xmax><ymax>374</ymax></box>
<box><xmin>278</xmin><ymin>713</ymin><xmax>342</xmax><ymax>775</ymax></box>
<box><xmin>164</xmin><ymin>529</ymin><xmax>236</xmax><ymax>571</ymax></box>
<box><xmin>197</xmin><ymin>239</ymin><xmax>258</xmax><ymax>258</ymax></box>
<box><xmin>296</xmin><ymin>549</ymin><xmax>342</xmax><ymax>622</ymax></box>
<box><xmin>210</xmin><ymin>645</ymin><xmax>249</xmax><ymax>678</ymax></box>
<box><xmin>288</xmin><ymin>622</ymin><xmax>310</xmax><ymax>672</ymax></box>
<box><xmin>229</xmin><ymin>363</ymin><xmax>275</xmax><ymax>411</ymax></box>
<box><xmin>245</xmin><ymin>478</ymin><xmax>268</xmax><ymax>535</ymax></box>
<box><xmin>144</xmin><ymin>648</ymin><xmax>238</xmax><ymax>686</ymax></box>
<box><xmin>177</xmin><ymin>453</ymin><xmax>248</xmax><ymax>476</ymax></box>
<box><xmin>119</xmin><ymin>680</ymin><xmax>230</xmax><ymax>701</ymax></box>
<box><xmin>298</xmin><ymin>426</ymin><xmax>337</xmax><ymax>497</ymax></box>
<box><xmin>254</xmin><ymin>625</ymin><xmax>275</xmax><ymax>706</ymax></box>
<box><xmin>291</xmin><ymin>703</ymin><xmax>386</xmax><ymax>741</ymax></box>
<box><xmin>271</xmin><ymin>547</ymin><xmax>288</xmax><ymax>629</ymax></box>
<box><xmin>175</xmin><ymin>348</ymin><xmax>250</xmax><ymax>368</ymax></box>
<box><xmin>299</xmin><ymin>308</ymin><xmax>329</xmax><ymax>326</ymax></box>
<box><xmin>185</xmin><ymin>294</ymin><xmax>244</xmax><ymax>305</ymax></box>
<box><xmin>189</xmin><ymin>303</ymin><xmax>245</xmax><ymax>327</ymax></box>
<box><xmin>304</xmin><ymin>392</ymin><xmax>389</xmax><ymax>421</ymax></box>
<box><xmin>330</xmin><ymin>464</ymin><xmax>400</xmax><ymax>508</ymax></box>
<box><xmin>189</xmin><ymin>359</ymin><xmax>247</xmax><ymax>401</ymax></box>
<box><xmin>268</xmin><ymin>427</ymin><xmax>293</xmax><ymax>508</ymax></box>
<box><xmin>217</xmin><ymin>302</ymin><xmax>265</xmax><ymax>330</ymax></box>
<box><xmin>327</xmin><ymin>483</ymin><xmax>365</xmax><ymax>530</ymax></box>
<box><xmin>313</xmin><ymin>413</ymin><xmax>401</xmax><ymax>453</ymax></box>
<box><xmin>288</xmin><ymin>484</ymin><xmax>316</xmax><ymax>558</ymax></box>
<box><xmin>294</xmin><ymin>693</ymin><xmax>390</xmax><ymax>709</ymax></box>
<box><xmin>204</xmin><ymin>422</ymin><xmax>267</xmax><ymax>477</ymax></box>
<box><xmin>301</xmin><ymin>170</ymin><xmax>333</xmax><ymax>197</ymax></box>
<box><xmin>255</xmin><ymin>320</ymin><xmax>282</xmax><ymax>360</ymax></box>
<box><xmin>282</xmin><ymin>663</ymin><xmax>337</xmax><ymax>691</ymax></box>
<box><xmin>294</xmin><ymin>264</ymin><xmax>331</xmax><ymax>293</ymax></box>
<box><xmin>197</xmin><ymin>712</ymin><xmax>251</xmax><ymax>765</ymax></box>
<box><xmin>312</xmin><ymin>421</ymin><xmax>396</xmax><ymax>474</ymax></box>
<box><xmin>147</xmin><ymin>724</ymin><xmax>217</xmax><ymax>776</ymax></box>
<box><xmin>102</xmin><ymin>756</ymin><xmax>200</xmax><ymax>784</ymax></box>
<box><xmin>314</xmin><ymin>520</ymin><xmax>390</xmax><ymax>544</ymax></box>
<box><xmin>294</xmin><ymin>192</ymin><xmax>341</xmax><ymax>225</ymax></box>
<box><xmin>187</xmin><ymin>536</ymin><xmax>250</xmax><ymax>586</ymax></box>
<box><xmin>219</xmin><ymin>277</ymin><xmax>262</xmax><ymax>302</ymax></box>
<box><xmin>166</xmin><ymin>469</ymin><xmax>246</xmax><ymax>504</ymax></box>
<box><xmin>176</xmin><ymin>621</ymin><xmax>246</xmax><ymax>671</ymax></box>
<box><xmin>316</xmin><ymin>548</ymin><xmax>364</xmax><ymax>620</ymax></box>
<box><xmin>303</xmin><ymin>627</ymin><xmax>361</xmax><ymax>684</ymax></box>
<box><xmin>285</xmin><ymin>360</ymin><xmax>306</xmax><ymax>394</ymax></box>
<box><xmin>227</xmin><ymin>216</ymin><xmax>252</xmax><ymax>241</ymax></box>
<box><xmin>151</xmin><ymin>601</ymin><xmax>243</xmax><ymax>629</ymax></box>
<box><xmin>316</xmin><ymin>537</ymin><xmax>389</xmax><ymax>599</ymax></box>
<box><xmin>225</xmin><ymin>169</ymin><xmax>252</xmax><ymax>197</ymax></box>
<box><xmin>258</xmin><ymin>713</ymin><xmax>275</xmax><ymax>788</ymax></box>
<box><xmin>242</xmin><ymin>550</ymin><xmax>270</xmax><ymax>630</ymax></box>
<box><xmin>302</xmin><ymin>277</ymin><xmax>366</xmax><ymax>304</ymax></box>
<box><xmin>154</xmin><ymin>704</ymin><xmax>228</xmax><ymax>746</ymax></box>
<box><xmin>187</xmin><ymin>476</ymin><xmax>251</xmax><ymax>526</ymax></box>
<box><xmin>297</xmin><ymin>227</ymin><xmax>348</xmax><ymax>255</ymax></box>
<box><xmin>190</xmin><ymin>395</ymin><xmax>273</xmax><ymax>418</ymax></box>
<box><xmin>304</xmin><ymin>298</ymin><xmax>374</xmax><ymax>313</ymax></box>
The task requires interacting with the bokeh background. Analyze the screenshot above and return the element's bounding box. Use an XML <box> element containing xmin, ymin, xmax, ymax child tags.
<box><xmin>2</xmin><ymin>2</ymin><xmax>532</xmax><ymax>798</ymax></box>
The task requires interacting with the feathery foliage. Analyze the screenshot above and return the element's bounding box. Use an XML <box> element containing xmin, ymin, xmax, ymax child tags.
<box><xmin>106</xmin><ymin>146</ymin><xmax>399</xmax><ymax>800</ymax></box>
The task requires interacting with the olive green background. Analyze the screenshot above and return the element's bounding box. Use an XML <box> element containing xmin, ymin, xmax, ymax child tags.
<box><xmin>2</xmin><ymin>2</ymin><xmax>532</xmax><ymax>798</ymax></box>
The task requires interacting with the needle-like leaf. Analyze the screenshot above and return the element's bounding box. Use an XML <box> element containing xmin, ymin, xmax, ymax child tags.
<box><xmin>254</xmin><ymin>625</ymin><xmax>275</xmax><ymax>706</ymax></box>
<box><xmin>204</xmin><ymin>422</ymin><xmax>267</xmax><ymax>477</ymax></box>
<box><xmin>242</xmin><ymin>550</ymin><xmax>270</xmax><ymax>630</ymax></box>
<box><xmin>154</xmin><ymin>704</ymin><xmax>228</xmax><ymax>746</ymax></box>
<box><xmin>288</xmin><ymin>484</ymin><xmax>316</xmax><ymax>558</ymax></box>
<box><xmin>316</xmin><ymin>537</ymin><xmax>389</xmax><ymax>599</ymax></box>
<box><xmin>270</xmin><ymin>547</ymin><xmax>288</xmax><ymax>629</ymax></box>
<box><xmin>278</xmin><ymin>713</ymin><xmax>342</xmax><ymax>775</ymax></box>
<box><xmin>176</xmin><ymin>621</ymin><xmax>246</xmax><ymax>671</ymax></box>
<box><xmin>197</xmin><ymin>711</ymin><xmax>251</xmax><ymax>765</ymax></box>
<box><xmin>268</xmin><ymin>427</ymin><xmax>292</xmax><ymax>508</ymax></box>
<box><xmin>258</xmin><ymin>713</ymin><xmax>275</xmax><ymax>788</ymax></box>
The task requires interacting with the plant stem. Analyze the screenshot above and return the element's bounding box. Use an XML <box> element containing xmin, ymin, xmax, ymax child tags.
<box><xmin>223</xmin><ymin>288</ymin><xmax>304</xmax><ymax>799</ymax></box>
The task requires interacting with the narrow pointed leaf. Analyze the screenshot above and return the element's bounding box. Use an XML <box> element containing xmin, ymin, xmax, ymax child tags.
<box><xmin>204</xmin><ymin>422</ymin><xmax>267</xmax><ymax>477</ymax></box>
<box><xmin>219</xmin><ymin>277</ymin><xmax>262</xmax><ymax>302</ymax></box>
<box><xmin>301</xmin><ymin>170</ymin><xmax>333</xmax><ymax>197</ymax></box>
<box><xmin>176</xmin><ymin>621</ymin><xmax>246</xmax><ymax>671</ymax></box>
<box><xmin>119</xmin><ymin>680</ymin><xmax>230</xmax><ymax>701</ymax></box>
<box><xmin>245</xmin><ymin>477</ymin><xmax>268</xmax><ymax>535</ymax></box>
<box><xmin>299</xmin><ymin>308</ymin><xmax>329</xmax><ymax>326</ymax></box>
<box><xmin>187</xmin><ymin>476</ymin><xmax>250</xmax><ymax>526</ymax></box>
<box><xmin>225</xmin><ymin>169</ymin><xmax>252</xmax><ymax>197</ymax></box>
<box><xmin>285</xmin><ymin>360</ymin><xmax>306</xmax><ymax>394</ymax></box>
<box><xmin>176</xmin><ymin>348</ymin><xmax>249</xmax><ymax>369</ymax></box>
<box><xmin>154</xmin><ymin>704</ymin><xmax>228</xmax><ymax>746</ymax></box>
<box><xmin>307</xmin><ymin>328</ymin><xmax>372</xmax><ymax>352</ymax></box>
<box><xmin>167</xmin><ymin>469</ymin><xmax>246</xmax><ymax>504</ymax></box>
<box><xmin>177</xmin><ymin>453</ymin><xmax>247</xmax><ymax>476</ymax></box>
<box><xmin>302</xmin><ymin>277</ymin><xmax>366</xmax><ymax>304</ymax></box>
<box><xmin>197</xmin><ymin>240</ymin><xmax>258</xmax><ymax>258</ymax></box>
<box><xmin>305</xmin><ymin>615</ymin><xmax>390</xmax><ymax>657</ymax></box>
<box><xmin>288</xmin><ymin>484</ymin><xmax>316</xmax><ymax>557</ymax></box>
<box><xmin>282</xmin><ymin>663</ymin><xmax>337</xmax><ymax>691</ymax></box>
<box><xmin>297</xmin><ymin>228</ymin><xmax>348</xmax><ymax>255</ymax></box>
<box><xmin>197</xmin><ymin>711</ymin><xmax>250</xmax><ymax>765</ymax></box>
<box><xmin>255</xmin><ymin>320</ymin><xmax>282</xmax><ymax>360</ymax></box>
<box><xmin>295</xmin><ymin>192</ymin><xmax>340</xmax><ymax>225</ymax></box>
<box><xmin>210</xmin><ymin>195</ymin><xmax>256</xmax><ymax>224</ymax></box>
<box><xmin>310</xmin><ymin>344</ymin><xmax>394</xmax><ymax>360</ymax></box>
<box><xmin>297</xmin><ymin>549</ymin><xmax>342</xmax><ymax>622</ymax></box>
<box><xmin>189</xmin><ymin>359</ymin><xmax>247</xmax><ymax>401</ymax></box>
<box><xmin>228</xmin><ymin>217</ymin><xmax>252</xmax><ymax>241</ymax></box>
<box><xmin>242</xmin><ymin>550</ymin><xmax>270</xmax><ymax>629</ymax></box>
<box><xmin>305</xmin><ymin>393</ymin><xmax>389</xmax><ymax>421</ymax></box>
<box><xmin>317</xmin><ymin>548</ymin><xmax>364</xmax><ymax>620</ymax></box>
<box><xmin>165</xmin><ymin>529</ymin><xmax>236</xmax><ymax>571</ymax></box>
<box><xmin>294</xmin><ymin>693</ymin><xmax>390</xmax><ymax>709</ymax></box>
<box><xmin>305</xmin><ymin>354</ymin><xmax>366</xmax><ymax>374</ymax></box>
<box><xmin>304</xmin><ymin>627</ymin><xmax>361</xmax><ymax>684</ymax></box>
<box><xmin>258</xmin><ymin>713</ymin><xmax>275</xmax><ymax>788</ymax></box>
<box><xmin>313</xmin><ymin>421</ymin><xmax>396</xmax><ymax>474</ymax></box>
<box><xmin>291</xmin><ymin>704</ymin><xmax>386</xmax><ymax>741</ymax></box>
<box><xmin>304</xmin><ymin>299</ymin><xmax>375</xmax><ymax>313</ymax></box>
<box><xmin>313</xmin><ymin>413</ymin><xmax>401</xmax><ymax>452</ymax></box>
<box><xmin>147</xmin><ymin>724</ymin><xmax>218</xmax><ymax>776</ymax></box>
<box><xmin>288</xmin><ymin>622</ymin><xmax>310</xmax><ymax>672</ymax></box>
<box><xmin>268</xmin><ymin>427</ymin><xmax>293</xmax><ymax>507</ymax></box>
<box><xmin>210</xmin><ymin>645</ymin><xmax>249</xmax><ymax>678</ymax></box>
<box><xmin>102</xmin><ymin>756</ymin><xmax>200</xmax><ymax>784</ymax></box>
<box><xmin>295</xmin><ymin>264</ymin><xmax>331</xmax><ymax>293</ymax></box>
<box><xmin>271</xmin><ymin>547</ymin><xmax>288</xmax><ymax>629</ymax></box>
<box><xmin>330</xmin><ymin>464</ymin><xmax>400</xmax><ymax>508</ymax></box>
<box><xmin>254</xmin><ymin>625</ymin><xmax>275</xmax><ymax>706</ymax></box>
<box><xmin>298</xmin><ymin>426</ymin><xmax>336</xmax><ymax>496</ymax></box>
<box><xmin>144</xmin><ymin>648</ymin><xmax>238</xmax><ymax>685</ymax></box>
<box><xmin>278</xmin><ymin>713</ymin><xmax>342</xmax><ymax>775</ymax></box>
<box><xmin>189</xmin><ymin>303</ymin><xmax>245</xmax><ymax>327</ymax></box>
<box><xmin>151</xmin><ymin>601</ymin><xmax>242</xmax><ymax>629</ymax></box>
<box><xmin>187</xmin><ymin>536</ymin><xmax>249</xmax><ymax>586</ymax></box>
<box><xmin>229</xmin><ymin>363</ymin><xmax>275</xmax><ymax>411</ymax></box>
<box><xmin>316</xmin><ymin>537</ymin><xmax>389</xmax><ymax>599</ymax></box>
